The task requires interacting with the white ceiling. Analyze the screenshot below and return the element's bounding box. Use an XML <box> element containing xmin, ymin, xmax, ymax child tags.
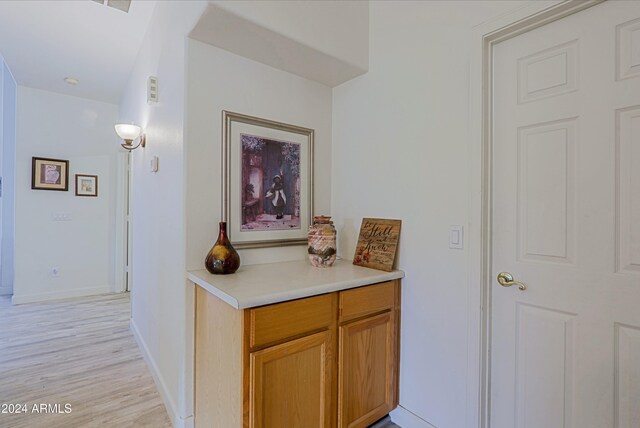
<box><xmin>0</xmin><ymin>0</ymin><xmax>156</xmax><ymax>104</ymax></box>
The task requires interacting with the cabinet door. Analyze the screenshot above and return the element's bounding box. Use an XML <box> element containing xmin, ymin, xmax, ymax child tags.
<box><xmin>338</xmin><ymin>311</ymin><xmax>396</xmax><ymax>428</ymax></box>
<box><xmin>250</xmin><ymin>330</ymin><xmax>335</xmax><ymax>428</ymax></box>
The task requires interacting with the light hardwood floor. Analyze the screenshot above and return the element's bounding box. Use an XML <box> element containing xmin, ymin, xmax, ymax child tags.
<box><xmin>0</xmin><ymin>292</ymin><xmax>400</xmax><ymax>428</ymax></box>
<box><xmin>0</xmin><ymin>293</ymin><xmax>171</xmax><ymax>428</ymax></box>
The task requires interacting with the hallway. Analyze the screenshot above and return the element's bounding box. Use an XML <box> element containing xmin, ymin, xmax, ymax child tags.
<box><xmin>0</xmin><ymin>293</ymin><xmax>170</xmax><ymax>427</ymax></box>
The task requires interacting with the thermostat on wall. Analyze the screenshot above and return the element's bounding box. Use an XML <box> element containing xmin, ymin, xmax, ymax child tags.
<box><xmin>150</xmin><ymin>156</ymin><xmax>159</xmax><ymax>173</ymax></box>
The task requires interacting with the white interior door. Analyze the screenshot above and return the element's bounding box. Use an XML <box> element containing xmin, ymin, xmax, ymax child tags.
<box><xmin>491</xmin><ymin>2</ymin><xmax>640</xmax><ymax>427</ymax></box>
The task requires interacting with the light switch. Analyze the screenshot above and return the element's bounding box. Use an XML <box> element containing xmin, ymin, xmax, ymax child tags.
<box><xmin>449</xmin><ymin>225</ymin><xmax>463</xmax><ymax>249</ymax></box>
<box><xmin>150</xmin><ymin>156</ymin><xmax>159</xmax><ymax>173</ymax></box>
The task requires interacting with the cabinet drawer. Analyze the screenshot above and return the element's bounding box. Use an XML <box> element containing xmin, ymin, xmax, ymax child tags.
<box><xmin>249</xmin><ymin>293</ymin><xmax>336</xmax><ymax>349</ymax></box>
<box><xmin>339</xmin><ymin>281</ymin><xmax>396</xmax><ymax>323</ymax></box>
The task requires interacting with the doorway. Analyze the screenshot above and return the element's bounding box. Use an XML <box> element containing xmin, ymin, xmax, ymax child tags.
<box><xmin>115</xmin><ymin>151</ymin><xmax>132</xmax><ymax>293</ymax></box>
<box><xmin>0</xmin><ymin>59</ymin><xmax>16</xmax><ymax>297</ymax></box>
<box><xmin>478</xmin><ymin>1</ymin><xmax>640</xmax><ymax>426</ymax></box>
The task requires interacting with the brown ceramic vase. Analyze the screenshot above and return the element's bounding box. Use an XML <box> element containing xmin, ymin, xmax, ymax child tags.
<box><xmin>205</xmin><ymin>222</ymin><xmax>240</xmax><ymax>274</ymax></box>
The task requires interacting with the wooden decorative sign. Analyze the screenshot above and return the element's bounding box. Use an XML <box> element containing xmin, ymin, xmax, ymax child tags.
<box><xmin>353</xmin><ymin>218</ymin><xmax>401</xmax><ymax>272</ymax></box>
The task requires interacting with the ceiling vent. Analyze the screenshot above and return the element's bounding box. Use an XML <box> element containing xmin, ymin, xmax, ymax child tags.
<box><xmin>92</xmin><ymin>0</ymin><xmax>131</xmax><ymax>13</ymax></box>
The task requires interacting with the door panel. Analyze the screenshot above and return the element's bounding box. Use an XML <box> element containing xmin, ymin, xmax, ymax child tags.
<box><xmin>616</xmin><ymin>18</ymin><xmax>640</xmax><ymax>81</ymax></box>
<box><xmin>517</xmin><ymin>39</ymin><xmax>578</xmax><ymax>104</ymax></box>
<box><xmin>517</xmin><ymin>118</ymin><xmax>576</xmax><ymax>263</ymax></box>
<box><xmin>617</xmin><ymin>106</ymin><xmax>640</xmax><ymax>273</ymax></box>
<box><xmin>514</xmin><ymin>304</ymin><xmax>576</xmax><ymax>428</ymax></box>
<box><xmin>614</xmin><ymin>323</ymin><xmax>640</xmax><ymax>428</ymax></box>
<box><xmin>338</xmin><ymin>312</ymin><xmax>395</xmax><ymax>428</ymax></box>
<box><xmin>491</xmin><ymin>2</ymin><xmax>640</xmax><ymax>427</ymax></box>
<box><xmin>250</xmin><ymin>330</ymin><xmax>334</xmax><ymax>428</ymax></box>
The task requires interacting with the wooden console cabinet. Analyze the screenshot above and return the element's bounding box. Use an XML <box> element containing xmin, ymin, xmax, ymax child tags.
<box><xmin>194</xmin><ymin>279</ymin><xmax>401</xmax><ymax>428</ymax></box>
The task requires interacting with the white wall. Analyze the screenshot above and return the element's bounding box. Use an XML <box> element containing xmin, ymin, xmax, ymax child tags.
<box><xmin>122</xmin><ymin>2</ymin><xmax>541</xmax><ymax>428</ymax></box>
<box><xmin>185</xmin><ymin>39</ymin><xmax>332</xmax><ymax>271</ymax></box>
<box><xmin>183</xmin><ymin>36</ymin><xmax>332</xmax><ymax>424</ymax></box>
<box><xmin>118</xmin><ymin>2</ymin><xmax>207</xmax><ymax>427</ymax></box>
<box><xmin>120</xmin><ymin>1</ymin><xmax>336</xmax><ymax>424</ymax></box>
<box><xmin>0</xmin><ymin>56</ymin><xmax>16</xmax><ymax>296</ymax></box>
<box><xmin>13</xmin><ymin>87</ymin><xmax>119</xmax><ymax>304</ymax></box>
<box><xmin>331</xmin><ymin>2</ymin><xmax>521</xmax><ymax>427</ymax></box>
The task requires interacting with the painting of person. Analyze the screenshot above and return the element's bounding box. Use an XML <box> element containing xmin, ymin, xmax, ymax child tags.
<box><xmin>265</xmin><ymin>175</ymin><xmax>286</xmax><ymax>219</ymax></box>
<box><xmin>240</xmin><ymin>133</ymin><xmax>301</xmax><ymax>231</ymax></box>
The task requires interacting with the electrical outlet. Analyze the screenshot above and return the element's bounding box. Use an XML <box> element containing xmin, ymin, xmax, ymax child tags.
<box><xmin>52</xmin><ymin>213</ymin><xmax>73</xmax><ymax>221</ymax></box>
<box><xmin>50</xmin><ymin>267</ymin><xmax>60</xmax><ymax>277</ymax></box>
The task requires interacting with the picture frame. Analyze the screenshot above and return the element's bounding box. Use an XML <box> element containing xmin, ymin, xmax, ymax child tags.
<box><xmin>31</xmin><ymin>157</ymin><xmax>69</xmax><ymax>191</ymax></box>
<box><xmin>75</xmin><ymin>174</ymin><xmax>98</xmax><ymax>197</ymax></box>
<box><xmin>222</xmin><ymin>111</ymin><xmax>314</xmax><ymax>249</ymax></box>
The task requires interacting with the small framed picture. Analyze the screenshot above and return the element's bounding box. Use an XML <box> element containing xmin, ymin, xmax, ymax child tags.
<box><xmin>32</xmin><ymin>157</ymin><xmax>69</xmax><ymax>191</ymax></box>
<box><xmin>75</xmin><ymin>174</ymin><xmax>98</xmax><ymax>197</ymax></box>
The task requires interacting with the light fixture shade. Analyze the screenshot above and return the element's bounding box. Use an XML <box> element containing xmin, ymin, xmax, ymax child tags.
<box><xmin>114</xmin><ymin>123</ymin><xmax>142</xmax><ymax>141</ymax></box>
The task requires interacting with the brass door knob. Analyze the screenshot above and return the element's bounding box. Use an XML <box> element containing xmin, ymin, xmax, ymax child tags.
<box><xmin>497</xmin><ymin>272</ymin><xmax>527</xmax><ymax>291</ymax></box>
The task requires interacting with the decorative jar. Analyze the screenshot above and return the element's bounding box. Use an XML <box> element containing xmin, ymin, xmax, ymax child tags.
<box><xmin>308</xmin><ymin>215</ymin><xmax>337</xmax><ymax>267</ymax></box>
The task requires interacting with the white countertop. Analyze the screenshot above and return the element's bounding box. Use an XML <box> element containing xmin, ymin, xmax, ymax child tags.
<box><xmin>187</xmin><ymin>259</ymin><xmax>404</xmax><ymax>309</ymax></box>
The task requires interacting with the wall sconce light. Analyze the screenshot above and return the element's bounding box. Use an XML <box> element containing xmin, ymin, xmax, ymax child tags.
<box><xmin>115</xmin><ymin>123</ymin><xmax>146</xmax><ymax>151</ymax></box>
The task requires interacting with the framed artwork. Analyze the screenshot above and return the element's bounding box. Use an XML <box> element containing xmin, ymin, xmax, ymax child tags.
<box><xmin>75</xmin><ymin>174</ymin><xmax>98</xmax><ymax>197</ymax></box>
<box><xmin>353</xmin><ymin>218</ymin><xmax>402</xmax><ymax>272</ymax></box>
<box><xmin>31</xmin><ymin>157</ymin><xmax>69</xmax><ymax>191</ymax></box>
<box><xmin>222</xmin><ymin>111</ymin><xmax>314</xmax><ymax>249</ymax></box>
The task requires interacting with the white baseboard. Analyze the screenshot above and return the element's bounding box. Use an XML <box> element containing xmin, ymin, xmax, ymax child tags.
<box><xmin>0</xmin><ymin>285</ymin><xmax>12</xmax><ymax>296</ymax></box>
<box><xmin>391</xmin><ymin>406</ymin><xmax>437</xmax><ymax>428</ymax></box>
<box><xmin>11</xmin><ymin>285</ymin><xmax>111</xmax><ymax>304</ymax></box>
<box><xmin>130</xmin><ymin>318</ymin><xmax>194</xmax><ymax>428</ymax></box>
